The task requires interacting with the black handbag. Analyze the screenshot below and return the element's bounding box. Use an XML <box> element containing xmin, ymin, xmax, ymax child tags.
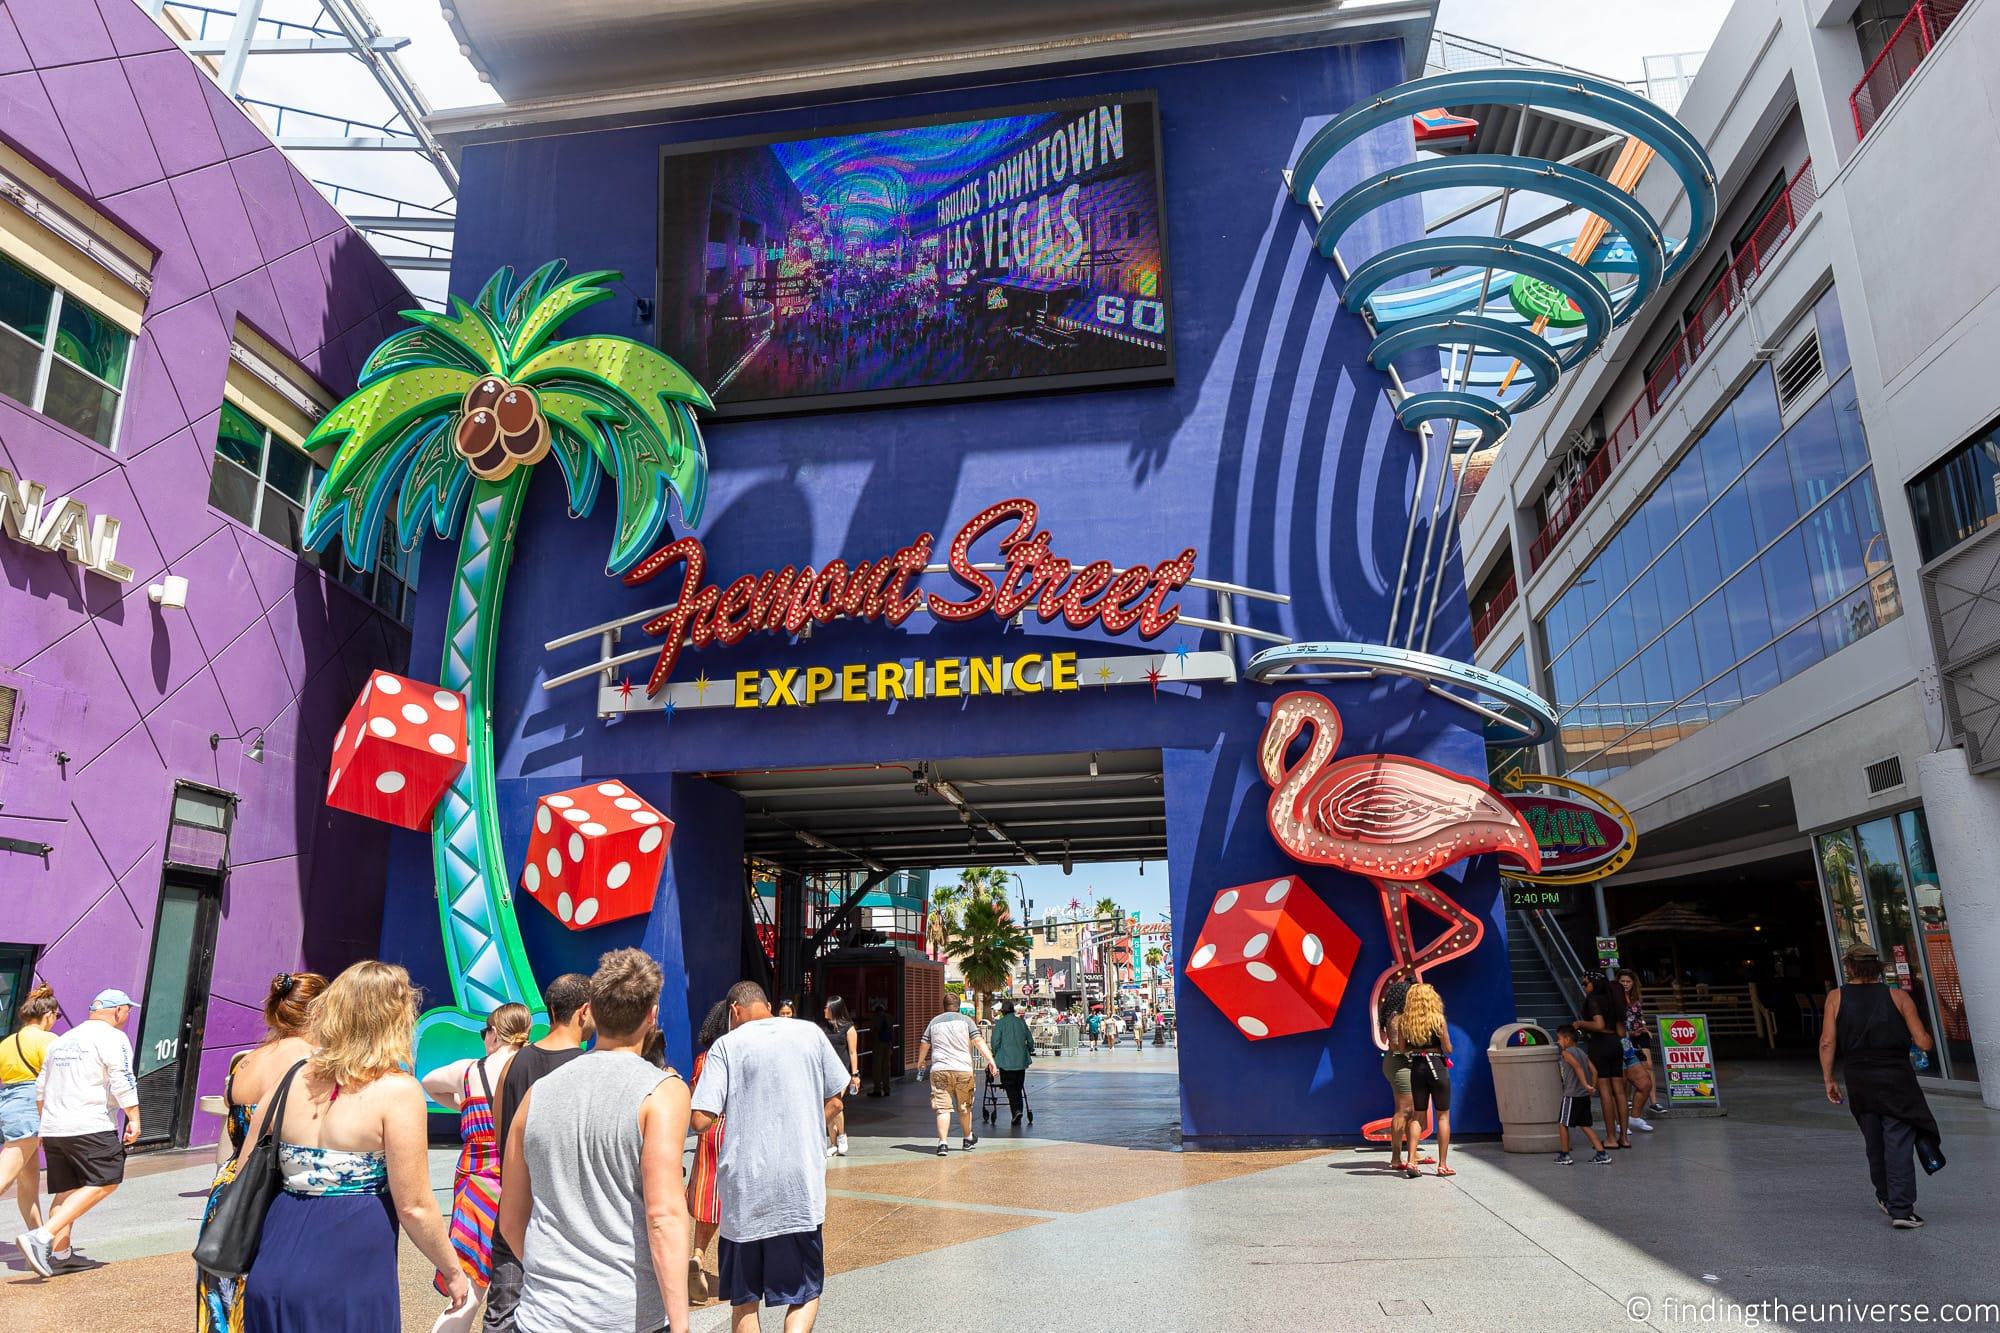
<box><xmin>193</xmin><ymin>1059</ymin><xmax>307</xmax><ymax>1279</ymax></box>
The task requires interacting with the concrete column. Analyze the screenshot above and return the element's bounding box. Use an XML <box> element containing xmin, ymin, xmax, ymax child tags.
<box><xmin>1914</xmin><ymin>748</ymin><xmax>2000</xmax><ymax>1107</ymax></box>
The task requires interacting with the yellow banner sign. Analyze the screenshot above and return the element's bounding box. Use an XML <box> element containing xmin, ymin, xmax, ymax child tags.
<box><xmin>734</xmin><ymin>651</ymin><xmax>1080</xmax><ymax>709</ymax></box>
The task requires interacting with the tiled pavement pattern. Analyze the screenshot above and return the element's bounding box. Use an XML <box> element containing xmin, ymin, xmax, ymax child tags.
<box><xmin>7</xmin><ymin>1048</ymin><xmax>1997</xmax><ymax>1331</ymax></box>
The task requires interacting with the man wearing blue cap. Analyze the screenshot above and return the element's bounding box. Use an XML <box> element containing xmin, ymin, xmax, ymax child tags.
<box><xmin>16</xmin><ymin>988</ymin><xmax>140</xmax><ymax>1277</ymax></box>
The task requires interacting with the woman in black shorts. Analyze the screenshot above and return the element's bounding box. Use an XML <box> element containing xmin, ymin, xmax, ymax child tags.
<box><xmin>1398</xmin><ymin>983</ymin><xmax>1455</xmax><ymax>1178</ymax></box>
<box><xmin>1617</xmin><ymin>968</ymin><xmax>1664</xmax><ymax>1122</ymax></box>
<box><xmin>1577</xmin><ymin>972</ymin><xmax>1630</xmax><ymax>1147</ymax></box>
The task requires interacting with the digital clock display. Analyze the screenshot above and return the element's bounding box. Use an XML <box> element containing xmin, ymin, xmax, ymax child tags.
<box><xmin>1508</xmin><ymin>885</ymin><xmax>1572</xmax><ymax>909</ymax></box>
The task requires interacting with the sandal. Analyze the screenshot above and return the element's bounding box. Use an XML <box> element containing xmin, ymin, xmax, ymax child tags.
<box><xmin>1435</xmin><ymin>1165</ymin><xmax>1456</xmax><ymax>1177</ymax></box>
<box><xmin>1402</xmin><ymin>1165</ymin><xmax>1421</xmax><ymax>1179</ymax></box>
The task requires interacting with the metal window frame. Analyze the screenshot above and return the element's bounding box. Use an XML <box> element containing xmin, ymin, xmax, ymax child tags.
<box><xmin>0</xmin><ymin>264</ymin><xmax>130</xmax><ymax>450</ymax></box>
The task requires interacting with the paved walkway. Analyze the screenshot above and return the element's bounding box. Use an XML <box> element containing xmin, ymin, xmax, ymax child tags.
<box><xmin>5</xmin><ymin>1045</ymin><xmax>1997</xmax><ymax>1330</ymax></box>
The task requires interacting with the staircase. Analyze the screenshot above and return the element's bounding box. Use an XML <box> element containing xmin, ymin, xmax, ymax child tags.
<box><xmin>1507</xmin><ymin>908</ymin><xmax>1575</xmax><ymax>1029</ymax></box>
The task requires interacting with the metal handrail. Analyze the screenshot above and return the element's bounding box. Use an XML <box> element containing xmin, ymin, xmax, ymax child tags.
<box><xmin>1528</xmin><ymin>906</ymin><xmax>1589</xmax><ymax>1012</ymax></box>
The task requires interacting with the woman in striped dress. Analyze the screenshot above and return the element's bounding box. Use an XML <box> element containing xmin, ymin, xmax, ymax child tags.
<box><xmin>684</xmin><ymin>1000</ymin><xmax>732</xmax><ymax>1304</ymax></box>
<box><xmin>422</xmin><ymin>1002</ymin><xmax>530</xmax><ymax>1294</ymax></box>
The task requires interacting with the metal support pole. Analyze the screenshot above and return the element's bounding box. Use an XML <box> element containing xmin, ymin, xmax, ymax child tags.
<box><xmin>217</xmin><ymin>0</ymin><xmax>265</xmax><ymax>97</ymax></box>
<box><xmin>777</xmin><ymin>870</ymin><xmax>806</xmax><ymax>1008</ymax></box>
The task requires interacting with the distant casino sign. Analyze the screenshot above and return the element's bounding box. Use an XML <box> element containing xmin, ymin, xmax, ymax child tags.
<box><xmin>1498</xmin><ymin>773</ymin><xmax>1637</xmax><ymax>885</ymax></box>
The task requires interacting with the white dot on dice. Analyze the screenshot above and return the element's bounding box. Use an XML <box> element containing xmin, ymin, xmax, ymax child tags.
<box><xmin>334</xmin><ymin>724</ymin><xmax>346</xmax><ymax>752</ymax></box>
<box><xmin>1236</xmin><ymin>1015</ymin><xmax>1268</xmax><ymax>1037</ymax></box>
<box><xmin>1301</xmin><ymin>933</ymin><xmax>1324</xmax><ymax>965</ymax></box>
<box><xmin>433</xmin><ymin>691</ymin><xmax>459</xmax><ymax>711</ymax></box>
<box><xmin>638</xmin><ymin>827</ymin><xmax>663</xmax><ymax>854</ymax></box>
<box><xmin>1214</xmin><ymin>889</ymin><xmax>1238</xmax><ymax>914</ymax></box>
<box><xmin>428</xmin><ymin>734</ymin><xmax>454</xmax><ymax>754</ymax></box>
<box><xmin>563</xmin><ymin>809</ymin><xmax>588</xmax><ymax>824</ymax></box>
<box><xmin>574</xmin><ymin>897</ymin><xmax>600</xmax><ymax>926</ymax></box>
<box><xmin>1247</xmin><ymin>962</ymin><xmax>1277</xmax><ymax>982</ymax></box>
<box><xmin>614</xmin><ymin>797</ymin><xmax>642</xmax><ymax>811</ymax></box>
<box><xmin>568</xmin><ymin>834</ymin><xmax>584</xmax><ymax>862</ymax></box>
<box><xmin>1189</xmin><ymin>943</ymin><xmax>1216</xmax><ymax>969</ymax></box>
<box><xmin>1265</xmin><ymin>879</ymin><xmax>1291</xmax><ymax>904</ymax></box>
<box><xmin>546</xmin><ymin>849</ymin><xmax>562</xmax><ymax>877</ymax></box>
<box><xmin>536</xmin><ymin>807</ymin><xmax>552</xmax><ymax>834</ymax></box>
<box><xmin>375</xmin><ymin>771</ymin><xmax>406</xmax><ymax>795</ymax></box>
<box><xmin>632</xmin><ymin>811</ymin><xmax>660</xmax><ymax>825</ymax></box>
<box><xmin>596</xmin><ymin>783</ymin><xmax>625</xmax><ymax>797</ymax></box>
<box><xmin>524</xmin><ymin>864</ymin><xmax>540</xmax><ymax>894</ymax></box>
<box><xmin>557</xmin><ymin>892</ymin><xmax>573</xmax><ymax>923</ymax></box>
<box><xmin>401</xmin><ymin>703</ymin><xmax>429</xmax><ymax>725</ymax></box>
<box><xmin>581</xmin><ymin>822</ymin><xmax>607</xmax><ymax>837</ymax></box>
<box><xmin>374</xmin><ymin>675</ymin><xmax>402</xmax><ymax>695</ymax></box>
<box><xmin>548</xmin><ymin>794</ymin><xmax>574</xmax><ymax>809</ymax></box>
<box><xmin>1242</xmin><ymin>932</ymin><xmax>1270</xmax><ymax>958</ymax></box>
<box><xmin>369</xmin><ymin>717</ymin><xmax>396</xmax><ymax>739</ymax></box>
<box><xmin>606</xmin><ymin>861</ymin><xmax>631</xmax><ymax>890</ymax></box>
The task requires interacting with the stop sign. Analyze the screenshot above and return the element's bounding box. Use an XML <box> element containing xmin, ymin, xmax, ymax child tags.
<box><xmin>1669</xmin><ymin>1018</ymin><xmax>1697</xmax><ymax>1045</ymax></box>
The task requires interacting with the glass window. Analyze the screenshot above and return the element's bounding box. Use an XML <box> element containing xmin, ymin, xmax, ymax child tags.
<box><xmin>1668</xmin><ymin>454</ymin><xmax>1709</xmax><ymax>528</ymax></box>
<box><xmin>1851</xmin><ymin>476</ymin><xmax>1891</xmax><ymax>575</ymax></box>
<box><xmin>1833</xmin><ymin>377</ymin><xmax>1870</xmax><ymax>478</ymax></box>
<box><xmin>1786</xmin><ymin>395</ymin><xmax>1846</xmax><ymax>511</ymax></box>
<box><xmin>208</xmin><ymin>402</ymin><xmax>325</xmax><ymax>560</ymax></box>
<box><xmin>1698</xmin><ymin>413</ymin><xmax>1743</xmax><ymax>497</ymax></box>
<box><xmin>0</xmin><ymin>252</ymin><xmax>130</xmax><ymax>448</ymax></box>
<box><xmin>1664</xmin><ymin>617</ymin><xmax>1700</xmax><ymax>701</ymax></box>
<box><xmin>1738</xmin><ymin>645</ymin><xmax>1780</xmax><ymax>698</ymax></box>
<box><xmin>1900</xmin><ymin>810</ymin><xmax>1977</xmax><ymax>1079</ymax></box>
<box><xmin>1743</xmin><ymin>442</ymin><xmax>1799</xmax><ymax>547</ymax></box>
<box><xmin>1644</xmin><ymin>489</ymin><xmax>1680</xmax><ymax>552</ymax></box>
<box><xmin>1815</xmin><ymin>285</ymin><xmax>1851</xmax><ymax>381</ymax></box>
<box><xmin>1681</xmin><ymin>511</ymin><xmax>1721</xmax><ymax>591</ymax></box>
<box><xmin>1731</xmin><ymin>364</ymin><xmax>1782</xmax><ymax>456</ymax></box>
<box><xmin>1607</xmin><ymin>589</ymin><xmax>1637</xmax><ymax>666</ymax></box>
<box><xmin>1705</xmin><ymin>667</ymin><xmax>1742</xmax><ymax>720</ymax></box>
<box><xmin>1854</xmin><ymin>817</ymin><xmax>1937</xmax><ymax>1076</ymax></box>
<box><xmin>1817</xmin><ymin>828</ymin><xmax>1873</xmax><ymax>959</ymax></box>
<box><xmin>1774</xmin><ymin>620</ymin><xmax>1822</xmax><ymax>680</ymax></box>
<box><xmin>1639</xmin><ymin>640</ymin><xmax>1672</xmax><ymax>724</ymax></box>
<box><xmin>1908</xmin><ymin>416</ymin><xmax>2000</xmax><ymax>561</ymax></box>
<box><xmin>1711</xmin><ymin>483</ymin><xmax>1758</xmax><ymax>575</ymax></box>
<box><xmin>1724</xmin><ymin>562</ymin><xmax>1771</xmax><ymax>659</ymax></box>
<box><xmin>1760</xmin><ymin>529</ymin><xmax>1816</xmax><ymax>631</ymax></box>
<box><xmin>1801</xmin><ymin>492</ymin><xmax>1866</xmax><ymax>607</ymax></box>
<box><xmin>1653</xmin><ymin>538</ymin><xmax>1690</xmax><ymax>625</ymax></box>
<box><xmin>1819</xmin><ymin>587</ymin><xmax>1877</xmax><ymax>657</ymax></box>
<box><xmin>1629</xmin><ymin>565</ymin><xmax>1663</xmax><ymax>645</ymax></box>
<box><xmin>1692</xmin><ymin>592</ymin><xmax>1735</xmax><ymax>682</ymax></box>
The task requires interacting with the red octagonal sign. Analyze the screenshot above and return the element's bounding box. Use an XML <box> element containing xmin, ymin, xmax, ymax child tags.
<box><xmin>1669</xmin><ymin>1018</ymin><xmax>1698</xmax><ymax>1045</ymax></box>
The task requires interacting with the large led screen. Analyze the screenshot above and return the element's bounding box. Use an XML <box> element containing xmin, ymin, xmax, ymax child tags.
<box><xmin>658</xmin><ymin>93</ymin><xmax>1172</xmax><ymax>417</ymax></box>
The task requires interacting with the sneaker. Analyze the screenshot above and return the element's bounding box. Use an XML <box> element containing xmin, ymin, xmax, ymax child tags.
<box><xmin>1878</xmin><ymin>1196</ymin><xmax>1890</xmax><ymax>1216</ymax></box>
<box><xmin>15</xmin><ymin>1231</ymin><xmax>53</xmax><ymax>1278</ymax></box>
<box><xmin>827</xmin><ymin>1143</ymin><xmax>838</xmax><ymax>1157</ymax></box>
<box><xmin>1630</xmin><ymin>1117</ymin><xmax>1654</xmax><ymax>1132</ymax></box>
<box><xmin>1010</xmin><ymin>1113</ymin><xmax>1022</xmax><ymax>1126</ymax></box>
<box><xmin>963</xmin><ymin>1134</ymin><xmax>979</xmax><ymax>1150</ymax></box>
<box><xmin>52</xmin><ymin>1252</ymin><xmax>103</xmax><ymax>1274</ymax></box>
<box><xmin>1890</xmin><ymin>1214</ymin><xmax>1926</xmax><ymax>1229</ymax></box>
<box><xmin>1648</xmin><ymin>1103</ymin><xmax>1669</xmax><ymax>1114</ymax></box>
<box><xmin>1554</xmin><ymin>1152</ymin><xmax>1574</xmax><ymax>1166</ymax></box>
<box><xmin>1591</xmin><ymin>1151</ymin><xmax>1612</xmax><ymax>1165</ymax></box>
<box><xmin>836</xmin><ymin>1134</ymin><xmax>849</xmax><ymax>1156</ymax></box>
<box><xmin>936</xmin><ymin>1142</ymin><xmax>950</xmax><ymax>1157</ymax></box>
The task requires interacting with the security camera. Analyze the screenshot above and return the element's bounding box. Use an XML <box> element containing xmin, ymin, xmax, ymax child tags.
<box><xmin>148</xmin><ymin>575</ymin><xmax>189</xmax><ymax>610</ymax></box>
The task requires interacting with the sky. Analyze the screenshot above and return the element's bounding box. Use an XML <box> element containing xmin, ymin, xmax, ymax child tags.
<box><xmin>932</xmin><ymin>861</ymin><xmax>1172</xmax><ymax>931</ymax></box>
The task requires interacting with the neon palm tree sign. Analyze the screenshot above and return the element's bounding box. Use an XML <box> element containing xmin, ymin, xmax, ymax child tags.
<box><xmin>303</xmin><ymin>262</ymin><xmax>712</xmax><ymax>1070</ymax></box>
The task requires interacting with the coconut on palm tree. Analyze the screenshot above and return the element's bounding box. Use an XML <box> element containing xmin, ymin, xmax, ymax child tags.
<box><xmin>302</xmin><ymin>262</ymin><xmax>711</xmax><ymax>1073</ymax></box>
<box><xmin>947</xmin><ymin>896</ymin><xmax>1032</xmax><ymax>1021</ymax></box>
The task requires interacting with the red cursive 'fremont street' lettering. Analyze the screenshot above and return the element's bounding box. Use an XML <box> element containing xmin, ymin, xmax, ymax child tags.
<box><xmin>622</xmin><ymin>498</ymin><xmax>1196</xmax><ymax>696</ymax></box>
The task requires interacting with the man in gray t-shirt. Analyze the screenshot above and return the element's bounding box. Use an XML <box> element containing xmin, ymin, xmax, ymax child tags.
<box><xmin>691</xmin><ymin>982</ymin><xmax>848</xmax><ymax>1329</ymax></box>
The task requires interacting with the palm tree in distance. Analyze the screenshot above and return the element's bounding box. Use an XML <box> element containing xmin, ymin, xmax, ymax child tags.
<box><xmin>302</xmin><ymin>262</ymin><xmax>711</xmax><ymax>1074</ymax></box>
<box><xmin>947</xmin><ymin>896</ymin><xmax>1033</xmax><ymax>1021</ymax></box>
<box><xmin>1094</xmin><ymin>894</ymin><xmax>1124</xmax><ymax>998</ymax></box>
<box><xmin>928</xmin><ymin>879</ymin><xmax>964</xmax><ymax>960</ymax></box>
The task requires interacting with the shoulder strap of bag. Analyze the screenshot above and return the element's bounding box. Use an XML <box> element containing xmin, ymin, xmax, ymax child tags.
<box><xmin>10</xmin><ymin>1031</ymin><xmax>29</xmax><ymax>1076</ymax></box>
<box><xmin>259</xmin><ymin>1060</ymin><xmax>308</xmax><ymax>1153</ymax></box>
<box><xmin>474</xmin><ymin>1055</ymin><xmax>495</xmax><ymax>1107</ymax></box>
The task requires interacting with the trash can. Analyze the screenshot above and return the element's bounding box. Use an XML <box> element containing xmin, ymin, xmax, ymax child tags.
<box><xmin>1488</xmin><ymin>1023</ymin><xmax>1562</xmax><ymax>1153</ymax></box>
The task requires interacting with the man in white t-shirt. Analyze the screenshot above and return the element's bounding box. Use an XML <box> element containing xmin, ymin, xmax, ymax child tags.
<box><xmin>917</xmin><ymin>1003</ymin><xmax>998</xmax><ymax>1157</ymax></box>
<box><xmin>690</xmin><ymin>981</ymin><xmax>848</xmax><ymax>1332</ymax></box>
<box><xmin>18</xmin><ymin>988</ymin><xmax>141</xmax><ymax>1276</ymax></box>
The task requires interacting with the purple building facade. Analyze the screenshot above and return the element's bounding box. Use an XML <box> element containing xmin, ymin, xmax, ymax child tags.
<box><xmin>0</xmin><ymin>0</ymin><xmax>410</xmax><ymax>1147</ymax></box>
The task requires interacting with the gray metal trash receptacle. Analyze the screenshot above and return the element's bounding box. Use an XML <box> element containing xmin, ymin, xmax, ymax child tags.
<box><xmin>1489</xmin><ymin>1023</ymin><xmax>1562</xmax><ymax>1153</ymax></box>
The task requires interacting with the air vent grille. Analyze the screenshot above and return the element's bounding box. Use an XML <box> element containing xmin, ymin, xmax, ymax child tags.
<box><xmin>1864</xmin><ymin>755</ymin><xmax>1905</xmax><ymax>794</ymax></box>
<box><xmin>1776</xmin><ymin>330</ymin><xmax>1825</xmax><ymax>412</ymax></box>
<box><xmin>0</xmin><ymin>684</ymin><xmax>16</xmax><ymax>747</ymax></box>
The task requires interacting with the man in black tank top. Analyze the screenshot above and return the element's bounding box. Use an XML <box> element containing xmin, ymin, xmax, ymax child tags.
<box><xmin>486</xmin><ymin>973</ymin><xmax>595</xmax><ymax>1331</ymax></box>
<box><xmin>1819</xmin><ymin>944</ymin><xmax>1940</xmax><ymax>1228</ymax></box>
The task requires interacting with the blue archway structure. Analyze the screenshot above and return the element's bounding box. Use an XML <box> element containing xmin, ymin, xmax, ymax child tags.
<box><xmin>1273</xmin><ymin>68</ymin><xmax>1717</xmax><ymax>743</ymax></box>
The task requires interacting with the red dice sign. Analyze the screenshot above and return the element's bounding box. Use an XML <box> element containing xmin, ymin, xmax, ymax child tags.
<box><xmin>1185</xmin><ymin>876</ymin><xmax>1360</xmax><ymax>1041</ymax></box>
<box><xmin>325</xmin><ymin>672</ymin><xmax>468</xmax><ymax>830</ymax></box>
<box><xmin>520</xmin><ymin>781</ymin><xmax>673</xmax><ymax>930</ymax></box>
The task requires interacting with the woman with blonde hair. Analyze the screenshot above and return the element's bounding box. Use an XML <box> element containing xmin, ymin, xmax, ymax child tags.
<box><xmin>422</xmin><ymin>1001</ymin><xmax>532</xmax><ymax>1294</ymax></box>
<box><xmin>0</xmin><ymin>983</ymin><xmax>61</xmax><ymax>1236</ymax></box>
<box><xmin>238</xmin><ymin>961</ymin><xmax>468</xmax><ymax>1329</ymax></box>
<box><xmin>1398</xmin><ymin>983</ymin><xmax>1455</xmax><ymax>1178</ymax></box>
<box><xmin>197</xmin><ymin>971</ymin><xmax>327</xmax><ymax>1329</ymax></box>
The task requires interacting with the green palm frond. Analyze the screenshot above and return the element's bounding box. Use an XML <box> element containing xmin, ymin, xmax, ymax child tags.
<box><xmin>304</xmin><ymin>365</ymin><xmax>481</xmax><ymax>564</ymax></box>
<box><xmin>507</xmin><ymin>269</ymin><xmax>620</xmax><ymax>367</ymax></box>
<box><xmin>405</xmin><ymin>300</ymin><xmax>507</xmax><ymax>378</ymax></box>
<box><xmin>519</xmin><ymin>335</ymin><xmax>712</xmax><ymax>571</ymax></box>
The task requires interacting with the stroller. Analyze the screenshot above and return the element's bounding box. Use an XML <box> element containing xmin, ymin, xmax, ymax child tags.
<box><xmin>981</xmin><ymin>1067</ymin><xmax>1032</xmax><ymax>1125</ymax></box>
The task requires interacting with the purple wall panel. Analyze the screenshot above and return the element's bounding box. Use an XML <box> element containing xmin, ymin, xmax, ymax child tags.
<box><xmin>0</xmin><ymin>5</ymin><xmax>412</xmax><ymax>1146</ymax></box>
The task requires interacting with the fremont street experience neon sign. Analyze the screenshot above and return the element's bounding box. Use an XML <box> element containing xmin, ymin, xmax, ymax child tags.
<box><xmin>624</xmin><ymin>497</ymin><xmax>1197</xmax><ymax>695</ymax></box>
